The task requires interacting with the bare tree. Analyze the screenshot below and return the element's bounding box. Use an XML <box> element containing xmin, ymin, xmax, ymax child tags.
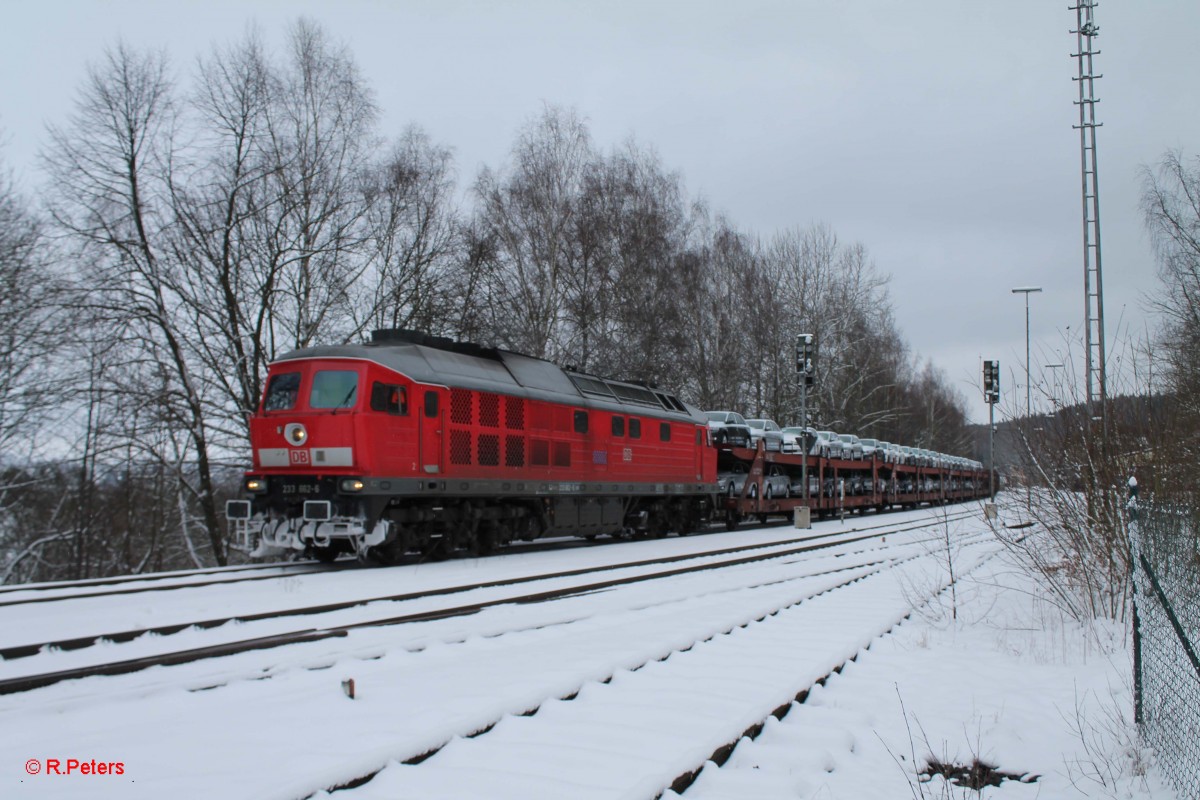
<box><xmin>0</xmin><ymin>154</ymin><xmax>61</xmax><ymax>455</ymax></box>
<box><xmin>0</xmin><ymin>147</ymin><xmax>70</xmax><ymax>581</ymax></box>
<box><xmin>565</xmin><ymin>140</ymin><xmax>692</xmax><ymax>387</ymax></box>
<box><xmin>166</xmin><ymin>20</ymin><xmax>423</xmax><ymax>447</ymax></box>
<box><xmin>682</xmin><ymin>213</ymin><xmax>757</xmax><ymax>410</ymax></box>
<box><xmin>352</xmin><ymin>126</ymin><xmax>461</xmax><ymax>337</ymax></box>
<box><xmin>166</xmin><ymin>28</ymin><xmax>275</xmax><ymax>437</ymax></box>
<box><xmin>257</xmin><ymin>18</ymin><xmax>379</xmax><ymax>353</ymax></box>
<box><xmin>471</xmin><ymin>105</ymin><xmax>593</xmax><ymax>359</ymax></box>
<box><xmin>42</xmin><ymin>42</ymin><xmax>231</xmax><ymax>564</ymax></box>
<box><xmin>1141</xmin><ymin>149</ymin><xmax>1200</xmax><ymax>476</ymax></box>
<box><xmin>761</xmin><ymin>224</ymin><xmax>941</xmax><ymax>438</ymax></box>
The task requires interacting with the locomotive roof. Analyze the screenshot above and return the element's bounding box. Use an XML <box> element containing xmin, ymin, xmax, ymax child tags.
<box><xmin>275</xmin><ymin>335</ymin><xmax>703</xmax><ymax>423</ymax></box>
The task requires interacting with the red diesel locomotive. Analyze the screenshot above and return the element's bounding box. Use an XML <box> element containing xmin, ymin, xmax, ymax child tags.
<box><xmin>226</xmin><ymin>330</ymin><xmax>719</xmax><ymax>562</ymax></box>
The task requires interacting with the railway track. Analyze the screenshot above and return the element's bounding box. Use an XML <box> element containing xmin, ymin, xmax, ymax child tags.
<box><xmin>330</xmin><ymin>559</ymin><xmax>905</xmax><ymax>794</ymax></box>
<box><xmin>314</xmin><ymin>531</ymin><xmax>1004</xmax><ymax>800</ymax></box>
<box><xmin>0</xmin><ymin>509</ymin><xmax>984</xmax><ymax>697</ymax></box>
<box><xmin>1</xmin><ymin>508</ymin><xmax>1004</xmax><ymax>800</ymax></box>
<box><xmin>0</xmin><ymin>536</ymin><xmax>607</xmax><ymax>607</ymax></box>
<box><xmin>0</xmin><ymin>561</ymin><xmax>355</xmax><ymax>608</ymax></box>
<box><xmin>0</xmin><ymin>500</ymin><xmax>976</xmax><ymax>607</ymax></box>
<box><xmin>0</xmin><ymin>558</ymin><xmax>325</xmax><ymax>597</ymax></box>
<box><xmin>1</xmin><ymin>508</ymin><xmax>981</xmax><ymax>663</ymax></box>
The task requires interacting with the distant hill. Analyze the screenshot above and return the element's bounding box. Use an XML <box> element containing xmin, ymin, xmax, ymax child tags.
<box><xmin>966</xmin><ymin>393</ymin><xmax>1168</xmax><ymax>473</ymax></box>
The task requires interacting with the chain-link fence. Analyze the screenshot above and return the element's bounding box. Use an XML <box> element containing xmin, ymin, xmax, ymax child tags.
<box><xmin>1132</xmin><ymin>504</ymin><xmax>1200</xmax><ymax>800</ymax></box>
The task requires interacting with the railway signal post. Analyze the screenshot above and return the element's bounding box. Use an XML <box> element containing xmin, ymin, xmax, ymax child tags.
<box><xmin>796</xmin><ymin>333</ymin><xmax>816</xmax><ymax>518</ymax></box>
<box><xmin>983</xmin><ymin>359</ymin><xmax>1000</xmax><ymax>500</ymax></box>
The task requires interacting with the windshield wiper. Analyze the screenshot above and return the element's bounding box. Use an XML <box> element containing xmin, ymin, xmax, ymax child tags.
<box><xmin>330</xmin><ymin>386</ymin><xmax>357</xmax><ymax>415</ymax></box>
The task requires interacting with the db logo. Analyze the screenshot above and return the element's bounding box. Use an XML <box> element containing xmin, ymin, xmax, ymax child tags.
<box><xmin>289</xmin><ymin>449</ymin><xmax>310</xmax><ymax>465</ymax></box>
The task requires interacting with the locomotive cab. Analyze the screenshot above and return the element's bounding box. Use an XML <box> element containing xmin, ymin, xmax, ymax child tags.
<box><xmin>228</xmin><ymin>357</ymin><xmax>422</xmax><ymax>560</ymax></box>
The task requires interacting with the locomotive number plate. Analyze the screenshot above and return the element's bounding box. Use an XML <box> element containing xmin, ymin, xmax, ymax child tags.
<box><xmin>280</xmin><ymin>479</ymin><xmax>322</xmax><ymax>496</ymax></box>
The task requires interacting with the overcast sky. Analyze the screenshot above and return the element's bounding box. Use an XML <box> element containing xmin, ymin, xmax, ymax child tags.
<box><xmin>2</xmin><ymin>1</ymin><xmax>1193</xmax><ymax>423</ymax></box>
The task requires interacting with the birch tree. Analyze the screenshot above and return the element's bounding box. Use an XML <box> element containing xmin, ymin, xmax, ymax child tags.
<box><xmin>42</xmin><ymin>42</ymin><xmax>230</xmax><ymax>563</ymax></box>
<box><xmin>471</xmin><ymin>105</ymin><xmax>593</xmax><ymax>359</ymax></box>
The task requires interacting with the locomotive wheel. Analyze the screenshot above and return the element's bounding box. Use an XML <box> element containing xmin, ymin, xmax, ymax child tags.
<box><xmin>420</xmin><ymin>538</ymin><xmax>447</xmax><ymax>562</ymax></box>
<box><xmin>373</xmin><ymin>546</ymin><xmax>402</xmax><ymax>566</ymax></box>
<box><xmin>674</xmin><ymin>505</ymin><xmax>696</xmax><ymax>536</ymax></box>
<box><xmin>472</xmin><ymin>526</ymin><xmax>497</xmax><ymax>557</ymax></box>
<box><xmin>312</xmin><ymin>545</ymin><xmax>339</xmax><ymax>564</ymax></box>
<box><xmin>649</xmin><ymin>511</ymin><xmax>670</xmax><ymax>538</ymax></box>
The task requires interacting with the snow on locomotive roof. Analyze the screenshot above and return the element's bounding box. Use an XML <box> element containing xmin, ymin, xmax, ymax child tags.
<box><xmin>275</xmin><ymin>329</ymin><xmax>701</xmax><ymax>422</ymax></box>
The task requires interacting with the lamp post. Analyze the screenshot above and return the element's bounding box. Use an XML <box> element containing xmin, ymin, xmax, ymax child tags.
<box><xmin>1011</xmin><ymin>287</ymin><xmax>1043</xmax><ymax>420</ymax></box>
<box><xmin>1012</xmin><ymin>287</ymin><xmax>1041</xmax><ymax>512</ymax></box>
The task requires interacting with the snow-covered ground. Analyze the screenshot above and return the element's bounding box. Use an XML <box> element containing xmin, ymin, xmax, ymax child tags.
<box><xmin>673</xmin><ymin>554</ymin><xmax>1175</xmax><ymax>799</ymax></box>
<box><xmin>0</xmin><ymin>498</ymin><xmax>1176</xmax><ymax>799</ymax></box>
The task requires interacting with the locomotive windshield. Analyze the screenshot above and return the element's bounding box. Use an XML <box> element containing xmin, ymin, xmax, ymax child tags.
<box><xmin>263</xmin><ymin>372</ymin><xmax>301</xmax><ymax>411</ymax></box>
<box><xmin>310</xmin><ymin>370</ymin><xmax>359</xmax><ymax>410</ymax></box>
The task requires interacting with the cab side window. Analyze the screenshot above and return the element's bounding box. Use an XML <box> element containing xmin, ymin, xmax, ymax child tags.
<box><xmin>370</xmin><ymin>382</ymin><xmax>407</xmax><ymax>415</ymax></box>
<box><xmin>263</xmin><ymin>372</ymin><xmax>301</xmax><ymax>411</ymax></box>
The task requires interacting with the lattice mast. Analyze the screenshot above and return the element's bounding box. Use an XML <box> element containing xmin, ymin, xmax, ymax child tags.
<box><xmin>1071</xmin><ymin>0</ymin><xmax>1108</xmax><ymax>427</ymax></box>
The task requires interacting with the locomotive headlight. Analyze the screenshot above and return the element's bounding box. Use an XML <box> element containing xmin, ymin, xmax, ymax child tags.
<box><xmin>284</xmin><ymin>423</ymin><xmax>308</xmax><ymax>446</ymax></box>
<box><xmin>245</xmin><ymin>477</ymin><xmax>268</xmax><ymax>494</ymax></box>
<box><xmin>340</xmin><ymin>478</ymin><xmax>365</xmax><ymax>493</ymax></box>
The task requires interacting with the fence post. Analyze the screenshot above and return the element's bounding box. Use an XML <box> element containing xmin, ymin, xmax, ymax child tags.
<box><xmin>1127</xmin><ymin>492</ymin><xmax>1143</xmax><ymax>726</ymax></box>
